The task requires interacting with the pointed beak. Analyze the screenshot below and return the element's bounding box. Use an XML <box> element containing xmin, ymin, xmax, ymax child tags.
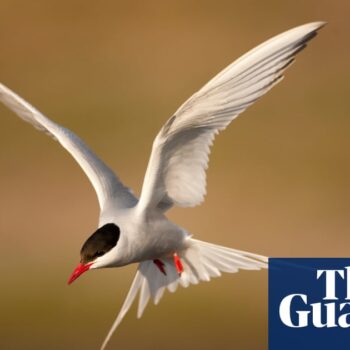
<box><xmin>67</xmin><ymin>262</ymin><xmax>93</xmax><ymax>285</ymax></box>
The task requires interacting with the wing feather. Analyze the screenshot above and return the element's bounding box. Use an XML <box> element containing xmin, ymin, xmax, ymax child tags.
<box><xmin>137</xmin><ymin>22</ymin><xmax>325</xmax><ymax>212</ymax></box>
<box><xmin>0</xmin><ymin>83</ymin><xmax>137</xmax><ymax>212</ymax></box>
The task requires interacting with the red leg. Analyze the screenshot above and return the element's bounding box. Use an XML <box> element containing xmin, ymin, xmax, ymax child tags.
<box><xmin>173</xmin><ymin>253</ymin><xmax>184</xmax><ymax>275</ymax></box>
<box><xmin>153</xmin><ymin>259</ymin><xmax>166</xmax><ymax>275</ymax></box>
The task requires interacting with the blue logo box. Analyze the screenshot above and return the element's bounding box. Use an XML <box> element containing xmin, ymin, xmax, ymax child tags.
<box><xmin>269</xmin><ymin>258</ymin><xmax>350</xmax><ymax>350</ymax></box>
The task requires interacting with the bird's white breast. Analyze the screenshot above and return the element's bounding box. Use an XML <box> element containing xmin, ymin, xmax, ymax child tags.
<box><xmin>98</xmin><ymin>207</ymin><xmax>188</xmax><ymax>267</ymax></box>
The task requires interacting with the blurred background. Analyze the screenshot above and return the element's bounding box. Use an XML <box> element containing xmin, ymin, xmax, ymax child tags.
<box><xmin>0</xmin><ymin>1</ymin><xmax>349</xmax><ymax>349</ymax></box>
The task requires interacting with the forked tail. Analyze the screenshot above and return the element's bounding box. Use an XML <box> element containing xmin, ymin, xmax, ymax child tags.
<box><xmin>100</xmin><ymin>238</ymin><xmax>267</xmax><ymax>350</ymax></box>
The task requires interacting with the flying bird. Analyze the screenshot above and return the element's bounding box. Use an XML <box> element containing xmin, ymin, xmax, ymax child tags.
<box><xmin>0</xmin><ymin>22</ymin><xmax>324</xmax><ymax>349</ymax></box>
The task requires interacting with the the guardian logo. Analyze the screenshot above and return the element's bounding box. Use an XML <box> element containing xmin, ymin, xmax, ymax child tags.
<box><xmin>280</xmin><ymin>267</ymin><xmax>350</xmax><ymax>328</ymax></box>
<box><xmin>269</xmin><ymin>258</ymin><xmax>350</xmax><ymax>350</ymax></box>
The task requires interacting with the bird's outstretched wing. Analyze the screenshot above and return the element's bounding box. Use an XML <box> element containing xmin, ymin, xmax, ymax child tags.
<box><xmin>137</xmin><ymin>22</ymin><xmax>325</xmax><ymax>213</ymax></box>
<box><xmin>0</xmin><ymin>83</ymin><xmax>137</xmax><ymax>212</ymax></box>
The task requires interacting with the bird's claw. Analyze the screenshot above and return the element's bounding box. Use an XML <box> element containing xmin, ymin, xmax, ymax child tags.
<box><xmin>153</xmin><ymin>259</ymin><xmax>166</xmax><ymax>275</ymax></box>
<box><xmin>173</xmin><ymin>253</ymin><xmax>184</xmax><ymax>275</ymax></box>
<box><xmin>153</xmin><ymin>254</ymin><xmax>184</xmax><ymax>276</ymax></box>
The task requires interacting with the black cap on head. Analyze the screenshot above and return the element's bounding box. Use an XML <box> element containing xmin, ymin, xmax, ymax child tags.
<box><xmin>80</xmin><ymin>223</ymin><xmax>120</xmax><ymax>264</ymax></box>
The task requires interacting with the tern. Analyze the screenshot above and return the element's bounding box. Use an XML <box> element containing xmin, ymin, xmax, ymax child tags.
<box><xmin>1</xmin><ymin>22</ymin><xmax>324</xmax><ymax>349</ymax></box>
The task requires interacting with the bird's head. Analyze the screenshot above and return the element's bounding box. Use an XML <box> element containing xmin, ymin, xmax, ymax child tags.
<box><xmin>68</xmin><ymin>223</ymin><xmax>120</xmax><ymax>284</ymax></box>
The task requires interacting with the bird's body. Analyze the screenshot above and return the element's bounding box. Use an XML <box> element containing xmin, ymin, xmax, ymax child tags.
<box><xmin>96</xmin><ymin>208</ymin><xmax>188</xmax><ymax>268</ymax></box>
<box><xmin>1</xmin><ymin>22</ymin><xmax>324</xmax><ymax>349</ymax></box>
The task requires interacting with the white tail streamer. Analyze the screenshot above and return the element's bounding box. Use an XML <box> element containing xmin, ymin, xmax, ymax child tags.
<box><xmin>100</xmin><ymin>239</ymin><xmax>267</xmax><ymax>349</ymax></box>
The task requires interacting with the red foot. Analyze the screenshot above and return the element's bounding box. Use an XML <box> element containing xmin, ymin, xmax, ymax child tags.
<box><xmin>153</xmin><ymin>259</ymin><xmax>166</xmax><ymax>275</ymax></box>
<box><xmin>173</xmin><ymin>253</ymin><xmax>184</xmax><ymax>275</ymax></box>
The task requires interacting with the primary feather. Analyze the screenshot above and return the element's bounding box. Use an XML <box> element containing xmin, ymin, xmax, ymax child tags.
<box><xmin>137</xmin><ymin>22</ymin><xmax>325</xmax><ymax>213</ymax></box>
<box><xmin>0</xmin><ymin>83</ymin><xmax>137</xmax><ymax>211</ymax></box>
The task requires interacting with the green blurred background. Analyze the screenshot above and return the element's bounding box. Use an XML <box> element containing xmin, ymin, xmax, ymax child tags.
<box><xmin>0</xmin><ymin>1</ymin><xmax>349</xmax><ymax>349</ymax></box>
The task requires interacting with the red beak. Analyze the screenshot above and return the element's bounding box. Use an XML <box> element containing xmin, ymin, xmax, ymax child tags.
<box><xmin>68</xmin><ymin>262</ymin><xmax>93</xmax><ymax>285</ymax></box>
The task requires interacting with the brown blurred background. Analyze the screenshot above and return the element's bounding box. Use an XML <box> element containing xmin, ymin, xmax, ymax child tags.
<box><xmin>0</xmin><ymin>1</ymin><xmax>349</xmax><ymax>349</ymax></box>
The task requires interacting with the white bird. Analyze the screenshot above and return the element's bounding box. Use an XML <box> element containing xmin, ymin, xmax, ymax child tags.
<box><xmin>0</xmin><ymin>22</ymin><xmax>324</xmax><ymax>349</ymax></box>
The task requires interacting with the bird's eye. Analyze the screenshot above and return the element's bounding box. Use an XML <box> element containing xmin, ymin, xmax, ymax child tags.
<box><xmin>93</xmin><ymin>251</ymin><xmax>105</xmax><ymax>259</ymax></box>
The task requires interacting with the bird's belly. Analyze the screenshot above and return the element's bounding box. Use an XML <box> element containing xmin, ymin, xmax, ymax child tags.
<box><xmin>127</xmin><ymin>228</ymin><xmax>187</xmax><ymax>264</ymax></box>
